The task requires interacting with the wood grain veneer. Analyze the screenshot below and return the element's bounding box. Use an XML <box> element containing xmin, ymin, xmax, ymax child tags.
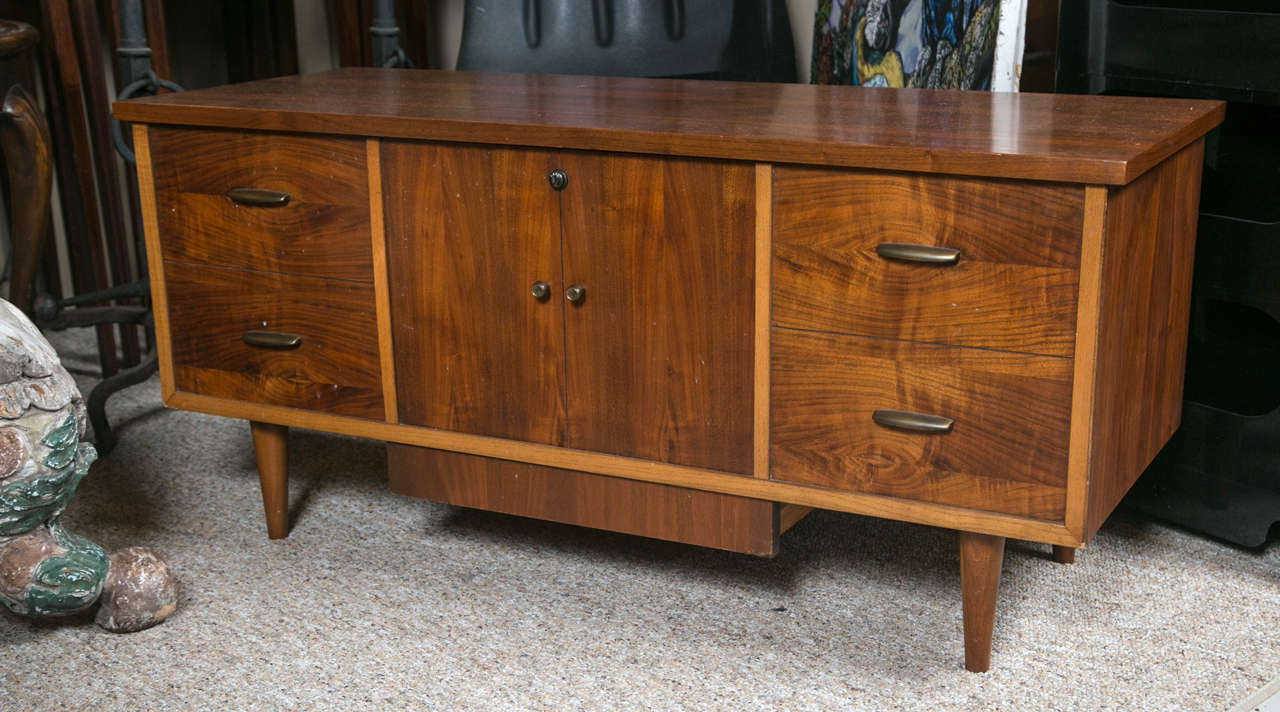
<box><xmin>772</xmin><ymin>169</ymin><xmax>1083</xmax><ymax>357</ymax></box>
<box><xmin>165</xmin><ymin>390</ymin><xmax>1084</xmax><ymax>547</ymax></box>
<box><xmin>113</xmin><ymin>68</ymin><xmax>1224</xmax><ymax>185</ymax></box>
<box><xmin>131</xmin><ymin>125</ymin><xmax>174</xmax><ymax>401</ymax></box>
<box><xmin>166</xmin><ymin>262</ymin><xmax>383</xmax><ymax>419</ymax></box>
<box><xmin>366</xmin><ymin>139</ymin><xmax>398</xmax><ymax>424</ymax></box>
<box><xmin>771</xmin><ymin>329</ymin><xmax>1073</xmax><ymax>520</ymax></box>
<box><xmin>557</xmin><ymin>152</ymin><xmax>755</xmax><ymax>474</ymax></box>
<box><xmin>959</xmin><ymin>532</ymin><xmax>1005</xmax><ymax>673</ymax></box>
<box><xmin>778</xmin><ymin>504</ymin><xmax>812</xmax><ymax>533</ymax></box>
<box><xmin>1</xmin><ymin>86</ymin><xmax>52</xmax><ymax>316</ymax></box>
<box><xmin>119</xmin><ymin>70</ymin><xmax>1223</xmax><ymax>672</ymax></box>
<box><xmin>1063</xmin><ymin>186</ymin><xmax>1109</xmax><ymax>539</ymax></box>
<box><xmin>754</xmin><ymin>163</ymin><xmax>773</xmax><ymax>481</ymax></box>
<box><xmin>384</xmin><ymin>142</ymin><xmax>567</xmax><ymax>446</ymax></box>
<box><xmin>1083</xmin><ymin>139</ymin><xmax>1205</xmax><ymax>538</ymax></box>
<box><xmin>387</xmin><ymin>445</ymin><xmax>781</xmax><ymax>556</ymax></box>
<box><xmin>251</xmin><ymin>421</ymin><xmax>289</xmax><ymax>539</ymax></box>
<box><xmin>149</xmin><ymin>127</ymin><xmax>373</xmax><ymax>282</ymax></box>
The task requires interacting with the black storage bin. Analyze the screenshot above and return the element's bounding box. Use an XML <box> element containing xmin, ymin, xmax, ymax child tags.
<box><xmin>1057</xmin><ymin>1</ymin><xmax>1280</xmax><ymax>104</ymax></box>
<box><xmin>1059</xmin><ymin>2</ymin><xmax>1280</xmax><ymax>547</ymax></box>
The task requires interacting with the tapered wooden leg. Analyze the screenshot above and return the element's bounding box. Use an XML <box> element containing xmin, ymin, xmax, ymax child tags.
<box><xmin>250</xmin><ymin>421</ymin><xmax>289</xmax><ymax>539</ymax></box>
<box><xmin>1052</xmin><ymin>545</ymin><xmax>1076</xmax><ymax>564</ymax></box>
<box><xmin>958</xmin><ymin>531</ymin><xmax>1005</xmax><ymax>672</ymax></box>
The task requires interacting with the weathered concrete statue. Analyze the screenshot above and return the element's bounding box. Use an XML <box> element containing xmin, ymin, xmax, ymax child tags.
<box><xmin>0</xmin><ymin>300</ymin><xmax>177</xmax><ymax>631</ymax></box>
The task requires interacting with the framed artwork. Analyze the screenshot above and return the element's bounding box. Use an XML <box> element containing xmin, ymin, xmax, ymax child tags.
<box><xmin>811</xmin><ymin>0</ymin><xmax>1027</xmax><ymax>91</ymax></box>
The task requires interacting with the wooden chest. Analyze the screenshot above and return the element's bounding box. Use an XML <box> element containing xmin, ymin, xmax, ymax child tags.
<box><xmin>115</xmin><ymin>69</ymin><xmax>1222</xmax><ymax>670</ymax></box>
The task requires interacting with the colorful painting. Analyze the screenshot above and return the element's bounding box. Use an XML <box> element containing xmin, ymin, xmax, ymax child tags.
<box><xmin>811</xmin><ymin>0</ymin><xmax>1003</xmax><ymax>90</ymax></box>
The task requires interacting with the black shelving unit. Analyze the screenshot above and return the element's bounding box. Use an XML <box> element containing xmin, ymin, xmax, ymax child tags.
<box><xmin>1058</xmin><ymin>1</ymin><xmax>1280</xmax><ymax>548</ymax></box>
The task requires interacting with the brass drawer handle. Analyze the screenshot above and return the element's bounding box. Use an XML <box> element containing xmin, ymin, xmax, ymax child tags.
<box><xmin>875</xmin><ymin>243</ymin><xmax>960</xmax><ymax>265</ymax></box>
<box><xmin>242</xmin><ymin>331</ymin><xmax>302</xmax><ymax>349</ymax></box>
<box><xmin>227</xmin><ymin>188</ymin><xmax>291</xmax><ymax>207</ymax></box>
<box><xmin>872</xmin><ymin>409</ymin><xmax>954</xmax><ymax>434</ymax></box>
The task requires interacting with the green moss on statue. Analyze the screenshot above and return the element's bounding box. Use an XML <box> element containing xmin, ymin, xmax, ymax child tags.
<box><xmin>0</xmin><ymin>301</ymin><xmax>176</xmax><ymax>630</ymax></box>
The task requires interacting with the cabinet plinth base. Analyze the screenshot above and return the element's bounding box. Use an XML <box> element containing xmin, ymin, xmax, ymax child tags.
<box><xmin>387</xmin><ymin>444</ymin><xmax>795</xmax><ymax>556</ymax></box>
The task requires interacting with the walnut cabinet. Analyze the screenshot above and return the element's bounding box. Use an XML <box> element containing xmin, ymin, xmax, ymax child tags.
<box><xmin>115</xmin><ymin>68</ymin><xmax>1223</xmax><ymax>671</ymax></box>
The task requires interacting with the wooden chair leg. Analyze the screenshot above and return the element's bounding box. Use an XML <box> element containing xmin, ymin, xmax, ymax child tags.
<box><xmin>0</xmin><ymin>83</ymin><xmax>53</xmax><ymax>317</ymax></box>
<box><xmin>1052</xmin><ymin>545</ymin><xmax>1076</xmax><ymax>564</ymax></box>
<box><xmin>250</xmin><ymin>421</ymin><xmax>289</xmax><ymax>539</ymax></box>
<box><xmin>959</xmin><ymin>531</ymin><xmax>1005</xmax><ymax>672</ymax></box>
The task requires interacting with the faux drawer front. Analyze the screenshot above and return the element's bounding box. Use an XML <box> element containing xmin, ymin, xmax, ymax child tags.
<box><xmin>771</xmin><ymin>329</ymin><xmax>1072</xmax><ymax>520</ymax></box>
<box><xmin>149</xmin><ymin>127</ymin><xmax>373</xmax><ymax>282</ymax></box>
<box><xmin>772</xmin><ymin>168</ymin><xmax>1084</xmax><ymax>357</ymax></box>
<box><xmin>165</xmin><ymin>262</ymin><xmax>383</xmax><ymax>419</ymax></box>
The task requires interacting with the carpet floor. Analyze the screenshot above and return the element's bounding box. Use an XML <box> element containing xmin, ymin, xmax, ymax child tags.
<box><xmin>3</xmin><ymin>334</ymin><xmax>1277</xmax><ymax>711</ymax></box>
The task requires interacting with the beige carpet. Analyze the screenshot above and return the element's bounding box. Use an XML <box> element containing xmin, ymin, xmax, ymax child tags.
<box><xmin>3</xmin><ymin>333</ymin><xmax>1277</xmax><ymax>711</ymax></box>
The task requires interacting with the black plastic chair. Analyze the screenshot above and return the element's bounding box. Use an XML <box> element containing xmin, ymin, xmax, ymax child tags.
<box><xmin>456</xmin><ymin>0</ymin><xmax>795</xmax><ymax>82</ymax></box>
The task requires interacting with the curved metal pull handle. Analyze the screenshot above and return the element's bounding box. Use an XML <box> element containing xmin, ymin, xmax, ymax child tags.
<box><xmin>872</xmin><ymin>409</ymin><xmax>954</xmax><ymax>434</ymax></box>
<box><xmin>227</xmin><ymin>188</ymin><xmax>290</xmax><ymax>207</ymax></box>
<box><xmin>242</xmin><ymin>331</ymin><xmax>302</xmax><ymax>349</ymax></box>
<box><xmin>875</xmin><ymin>243</ymin><xmax>960</xmax><ymax>265</ymax></box>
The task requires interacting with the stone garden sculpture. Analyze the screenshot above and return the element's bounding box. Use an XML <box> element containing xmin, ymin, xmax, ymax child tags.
<box><xmin>0</xmin><ymin>300</ymin><xmax>176</xmax><ymax>631</ymax></box>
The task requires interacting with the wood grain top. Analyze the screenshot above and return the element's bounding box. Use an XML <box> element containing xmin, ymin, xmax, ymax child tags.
<box><xmin>113</xmin><ymin>68</ymin><xmax>1224</xmax><ymax>185</ymax></box>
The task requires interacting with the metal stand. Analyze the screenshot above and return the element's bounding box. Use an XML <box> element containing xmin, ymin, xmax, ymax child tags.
<box><xmin>371</xmin><ymin>0</ymin><xmax>412</xmax><ymax>68</ymax></box>
<box><xmin>47</xmin><ymin>0</ymin><xmax>182</xmax><ymax>455</ymax></box>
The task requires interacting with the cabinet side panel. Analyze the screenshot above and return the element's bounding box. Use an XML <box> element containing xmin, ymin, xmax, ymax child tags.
<box><xmin>387</xmin><ymin>444</ymin><xmax>780</xmax><ymax>556</ymax></box>
<box><xmin>1085</xmin><ymin>139</ymin><xmax>1204</xmax><ymax>538</ymax></box>
<box><xmin>383</xmin><ymin>142</ymin><xmax>567</xmax><ymax>445</ymax></box>
<box><xmin>558</xmin><ymin>154</ymin><xmax>755</xmax><ymax>475</ymax></box>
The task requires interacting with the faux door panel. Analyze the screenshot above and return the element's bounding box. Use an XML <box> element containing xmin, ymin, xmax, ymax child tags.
<box><xmin>384</xmin><ymin>142</ymin><xmax>567</xmax><ymax>445</ymax></box>
<box><xmin>557</xmin><ymin>153</ymin><xmax>755</xmax><ymax>475</ymax></box>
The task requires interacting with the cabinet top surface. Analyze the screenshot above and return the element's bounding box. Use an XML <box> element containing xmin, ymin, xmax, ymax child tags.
<box><xmin>115</xmin><ymin>68</ymin><xmax>1223</xmax><ymax>185</ymax></box>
